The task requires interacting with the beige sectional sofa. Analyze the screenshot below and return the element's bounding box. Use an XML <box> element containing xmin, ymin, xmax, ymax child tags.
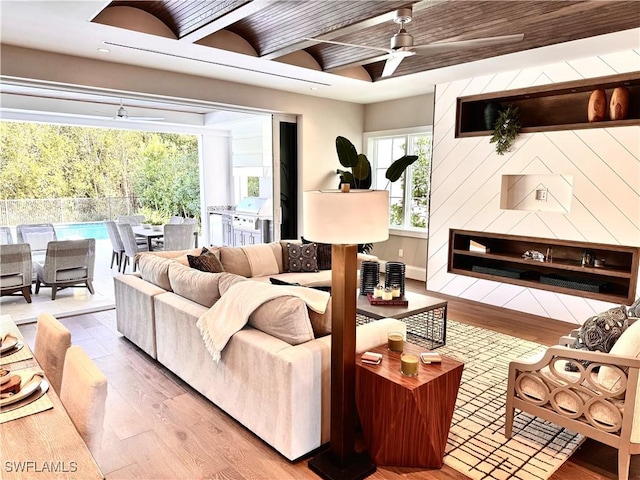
<box><xmin>114</xmin><ymin>241</ymin><xmax>404</xmax><ymax>461</ymax></box>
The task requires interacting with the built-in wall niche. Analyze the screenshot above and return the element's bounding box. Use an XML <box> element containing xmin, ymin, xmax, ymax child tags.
<box><xmin>500</xmin><ymin>174</ymin><xmax>573</xmax><ymax>213</ymax></box>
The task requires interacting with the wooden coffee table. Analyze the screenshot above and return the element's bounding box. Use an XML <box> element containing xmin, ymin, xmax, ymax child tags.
<box><xmin>357</xmin><ymin>291</ymin><xmax>448</xmax><ymax>347</ymax></box>
<box><xmin>355</xmin><ymin>342</ymin><xmax>463</xmax><ymax>468</ymax></box>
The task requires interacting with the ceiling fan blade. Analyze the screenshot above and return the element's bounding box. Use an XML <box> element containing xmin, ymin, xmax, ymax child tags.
<box><xmin>381</xmin><ymin>55</ymin><xmax>405</xmax><ymax>78</ymax></box>
<box><xmin>302</xmin><ymin>37</ymin><xmax>391</xmax><ymax>54</ymax></box>
<box><xmin>411</xmin><ymin>33</ymin><xmax>524</xmax><ymax>54</ymax></box>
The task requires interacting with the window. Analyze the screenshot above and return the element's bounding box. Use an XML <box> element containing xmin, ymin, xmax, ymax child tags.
<box><xmin>367</xmin><ymin>129</ymin><xmax>432</xmax><ymax>232</ymax></box>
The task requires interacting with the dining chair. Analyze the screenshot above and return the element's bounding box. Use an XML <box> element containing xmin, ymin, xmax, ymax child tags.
<box><xmin>117</xmin><ymin>223</ymin><xmax>149</xmax><ymax>273</ymax></box>
<box><xmin>0</xmin><ymin>227</ymin><xmax>13</xmax><ymax>245</ymax></box>
<box><xmin>60</xmin><ymin>345</ymin><xmax>108</xmax><ymax>454</ymax></box>
<box><xmin>34</xmin><ymin>239</ymin><xmax>96</xmax><ymax>300</ymax></box>
<box><xmin>105</xmin><ymin>221</ymin><xmax>125</xmax><ymax>270</ymax></box>
<box><xmin>0</xmin><ymin>243</ymin><xmax>32</xmax><ymax>303</ymax></box>
<box><xmin>16</xmin><ymin>223</ymin><xmax>57</xmax><ymax>263</ymax></box>
<box><xmin>33</xmin><ymin>312</ymin><xmax>72</xmax><ymax>394</ymax></box>
<box><xmin>163</xmin><ymin>223</ymin><xmax>195</xmax><ymax>251</ymax></box>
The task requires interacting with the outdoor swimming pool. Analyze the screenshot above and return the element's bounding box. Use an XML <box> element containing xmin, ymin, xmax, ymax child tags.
<box><xmin>55</xmin><ymin>222</ymin><xmax>109</xmax><ymax>240</ymax></box>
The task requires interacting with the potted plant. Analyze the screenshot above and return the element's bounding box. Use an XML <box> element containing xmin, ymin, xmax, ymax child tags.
<box><xmin>335</xmin><ymin>136</ymin><xmax>418</xmax><ymax>253</ymax></box>
<box><xmin>490</xmin><ymin>105</ymin><xmax>521</xmax><ymax>155</ymax></box>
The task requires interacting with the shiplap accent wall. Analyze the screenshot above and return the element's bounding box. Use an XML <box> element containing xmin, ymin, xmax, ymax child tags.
<box><xmin>427</xmin><ymin>50</ymin><xmax>640</xmax><ymax>325</ymax></box>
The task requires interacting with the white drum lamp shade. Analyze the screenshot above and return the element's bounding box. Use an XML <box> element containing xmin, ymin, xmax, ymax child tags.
<box><xmin>303</xmin><ymin>189</ymin><xmax>389</xmax><ymax>244</ymax></box>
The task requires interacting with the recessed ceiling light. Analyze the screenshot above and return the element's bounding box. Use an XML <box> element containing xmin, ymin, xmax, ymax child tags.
<box><xmin>97</xmin><ymin>48</ymin><xmax>110</xmax><ymax>53</ymax></box>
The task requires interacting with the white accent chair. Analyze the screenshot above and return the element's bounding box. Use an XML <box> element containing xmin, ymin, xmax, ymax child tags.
<box><xmin>0</xmin><ymin>227</ymin><xmax>13</xmax><ymax>245</ymax></box>
<box><xmin>33</xmin><ymin>313</ymin><xmax>72</xmax><ymax>394</ymax></box>
<box><xmin>60</xmin><ymin>345</ymin><xmax>108</xmax><ymax>453</ymax></box>
<box><xmin>506</xmin><ymin>318</ymin><xmax>640</xmax><ymax>480</ymax></box>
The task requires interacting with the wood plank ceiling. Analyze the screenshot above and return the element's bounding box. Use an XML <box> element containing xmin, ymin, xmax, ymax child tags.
<box><xmin>100</xmin><ymin>0</ymin><xmax>640</xmax><ymax>82</ymax></box>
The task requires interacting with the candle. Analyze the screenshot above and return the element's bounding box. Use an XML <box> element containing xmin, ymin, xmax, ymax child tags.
<box><xmin>391</xmin><ymin>284</ymin><xmax>401</xmax><ymax>298</ymax></box>
<box><xmin>373</xmin><ymin>284</ymin><xmax>384</xmax><ymax>298</ymax></box>
<box><xmin>387</xmin><ymin>332</ymin><xmax>404</xmax><ymax>352</ymax></box>
<box><xmin>401</xmin><ymin>354</ymin><xmax>419</xmax><ymax>376</ymax></box>
<box><xmin>383</xmin><ymin>287</ymin><xmax>393</xmax><ymax>300</ymax></box>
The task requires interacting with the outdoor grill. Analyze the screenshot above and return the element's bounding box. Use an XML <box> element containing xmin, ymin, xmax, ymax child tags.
<box><xmin>233</xmin><ymin>197</ymin><xmax>273</xmax><ymax>243</ymax></box>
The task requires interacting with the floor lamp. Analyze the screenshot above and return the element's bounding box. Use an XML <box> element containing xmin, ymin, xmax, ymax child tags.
<box><xmin>304</xmin><ymin>187</ymin><xmax>389</xmax><ymax>480</ymax></box>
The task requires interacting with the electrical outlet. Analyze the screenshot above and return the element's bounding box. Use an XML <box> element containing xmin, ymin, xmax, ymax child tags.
<box><xmin>398</xmin><ymin>249</ymin><xmax>404</xmax><ymax>258</ymax></box>
<box><xmin>535</xmin><ymin>188</ymin><xmax>547</xmax><ymax>201</ymax></box>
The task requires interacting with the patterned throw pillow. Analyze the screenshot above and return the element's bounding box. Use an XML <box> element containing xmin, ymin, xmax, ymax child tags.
<box><xmin>287</xmin><ymin>242</ymin><xmax>318</xmax><ymax>272</ymax></box>
<box><xmin>302</xmin><ymin>236</ymin><xmax>332</xmax><ymax>270</ymax></box>
<box><xmin>565</xmin><ymin>305</ymin><xmax>629</xmax><ymax>371</ymax></box>
<box><xmin>187</xmin><ymin>246</ymin><xmax>225</xmax><ymax>273</ymax></box>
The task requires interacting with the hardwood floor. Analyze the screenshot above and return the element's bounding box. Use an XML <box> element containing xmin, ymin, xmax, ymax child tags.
<box><xmin>17</xmin><ymin>282</ymin><xmax>639</xmax><ymax>480</ymax></box>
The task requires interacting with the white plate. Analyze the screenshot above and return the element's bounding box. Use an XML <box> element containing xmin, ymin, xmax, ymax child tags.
<box><xmin>0</xmin><ymin>335</ymin><xmax>19</xmax><ymax>354</ymax></box>
<box><xmin>0</xmin><ymin>373</ymin><xmax>44</xmax><ymax>407</ymax></box>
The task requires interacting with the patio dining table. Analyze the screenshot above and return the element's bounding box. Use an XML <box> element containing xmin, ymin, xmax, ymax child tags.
<box><xmin>132</xmin><ymin>226</ymin><xmax>163</xmax><ymax>251</ymax></box>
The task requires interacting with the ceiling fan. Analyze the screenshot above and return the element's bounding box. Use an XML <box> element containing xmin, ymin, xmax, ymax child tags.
<box><xmin>307</xmin><ymin>7</ymin><xmax>524</xmax><ymax>78</ymax></box>
<box><xmin>108</xmin><ymin>100</ymin><xmax>165</xmax><ymax>121</ymax></box>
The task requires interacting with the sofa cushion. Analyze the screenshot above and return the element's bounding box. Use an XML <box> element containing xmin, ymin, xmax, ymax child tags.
<box><xmin>302</xmin><ymin>236</ymin><xmax>332</xmax><ymax>270</ymax></box>
<box><xmin>218</xmin><ymin>272</ymin><xmax>249</xmax><ymax>295</ymax></box>
<box><xmin>136</xmin><ymin>254</ymin><xmax>174</xmax><ymax>291</ymax></box>
<box><xmin>280</xmin><ymin>239</ymin><xmax>300</xmax><ymax>273</ymax></box>
<box><xmin>248</xmin><ymin>296</ymin><xmax>315</xmax><ymax>345</ymax></box>
<box><xmin>167</xmin><ymin>262</ymin><xmax>221</xmax><ymax>307</ymax></box>
<box><xmin>242</xmin><ymin>244</ymin><xmax>280</xmax><ymax>277</ymax></box>
<box><xmin>219</xmin><ymin>246</ymin><xmax>252</xmax><ymax>277</ymax></box>
<box><xmin>599</xmin><ymin>319</ymin><xmax>640</xmax><ymax>391</ymax></box>
<box><xmin>287</xmin><ymin>243</ymin><xmax>318</xmax><ymax>272</ymax></box>
<box><xmin>188</xmin><ymin>247</ymin><xmax>225</xmax><ymax>273</ymax></box>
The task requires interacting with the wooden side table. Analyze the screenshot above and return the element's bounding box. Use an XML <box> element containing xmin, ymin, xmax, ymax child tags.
<box><xmin>355</xmin><ymin>342</ymin><xmax>464</xmax><ymax>468</ymax></box>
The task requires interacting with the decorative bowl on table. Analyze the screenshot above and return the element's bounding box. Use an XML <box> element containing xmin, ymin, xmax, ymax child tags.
<box><xmin>142</xmin><ymin>224</ymin><xmax>152</xmax><ymax>229</ymax></box>
<box><xmin>152</xmin><ymin>225</ymin><xmax>163</xmax><ymax>231</ymax></box>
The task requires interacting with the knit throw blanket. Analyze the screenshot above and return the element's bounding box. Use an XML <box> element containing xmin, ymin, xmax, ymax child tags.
<box><xmin>196</xmin><ymin>281</ymin><xmax>330</xmax><ymax>362</ymax></box>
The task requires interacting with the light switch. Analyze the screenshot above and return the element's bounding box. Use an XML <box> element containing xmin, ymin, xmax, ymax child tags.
<box><xmin>535</xmin><ymin>188</ymin><xmax>547</xmax><ymax>201</ymax></box>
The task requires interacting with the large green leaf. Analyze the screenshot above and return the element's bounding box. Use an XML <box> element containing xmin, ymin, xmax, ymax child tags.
<box><xmin>352</xmin><ymin>154</ymin><xmax>371</xmax><ymax>180</ymax></box>
<box><xmin>385</xmin><ymin>154</ymin><xmax>418</xmax><ymax>182</ymax></box>
<box><xmin>336</xmin><ymin>136</ymin><xmax>359</xmax><ymax>168</ymax></box>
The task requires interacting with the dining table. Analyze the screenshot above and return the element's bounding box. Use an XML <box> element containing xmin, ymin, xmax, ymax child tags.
<box><xmin>132</xmin><ymin>225</ymin><xmax>164</xmax><ymax>251</ymax></box>
<box><xmin>0</xmin><ymin>314</ymin><xmax>104</xmax><ymax>479</ymax></box>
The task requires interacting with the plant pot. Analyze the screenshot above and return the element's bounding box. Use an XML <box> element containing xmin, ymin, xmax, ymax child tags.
<box><xmin>483</xmin><ymin>102</ymin><xmax>500</xmax><ymax>130</ymax></box>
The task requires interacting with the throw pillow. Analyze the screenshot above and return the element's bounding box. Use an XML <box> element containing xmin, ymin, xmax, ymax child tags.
<box><xmin>565</xmin><ymin>305</ymin><xmax>629</xmax><ymax>372</ymax></box>
<box><xmin>302</xmin><ymin>236</ymin><xmax>332</xmax><ymax>270</ymax></box>
<box><xmin>187</xmin><ymin>246</ymin><xmax>225</xmax><ymax>273</ymax></box>
<box><xmin>287</xmin><ymin>242</ymin><xmax>318</xmax><ymax>272</ymax></box>
<box><xmin>248</xmin><ymin>296</ymin><xmax>315</xmax><ymax>345</ymax></box>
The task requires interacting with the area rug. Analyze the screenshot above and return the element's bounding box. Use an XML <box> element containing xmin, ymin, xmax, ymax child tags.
<box><xmin>357</xmin><ymin>314</ymin><xmax>585</xmax><ymax>480</ymax></box>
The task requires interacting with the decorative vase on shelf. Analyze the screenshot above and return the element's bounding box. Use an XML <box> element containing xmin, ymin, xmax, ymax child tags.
<box><xmin>588</xmin><ymin>89</ymin><xmax>607</xmax><ymax>122</ymax></box>
<box><xmin>610</xmin><ymin>86</ymin><xmax>629</xmax><ymax>120</ymax></box>
<box><xmin>483</xmin><ymin>102</ymin><xmax>500</xmax><ymax>130</ymax></box>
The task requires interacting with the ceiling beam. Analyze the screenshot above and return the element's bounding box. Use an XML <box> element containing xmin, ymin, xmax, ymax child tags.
<box><xmin>180</xmin><ymin>0</ymin><xmax>273</xmax><ymax>44</ymax></box>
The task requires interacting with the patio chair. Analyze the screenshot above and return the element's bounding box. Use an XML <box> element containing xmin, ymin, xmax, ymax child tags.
<box><xmin>163</xmin><ymin>223</ymin><xmax>195</xmax><ymax>251</ymax></box>
<box><xmin>105</xmin><ymin>221</ymin><xmax>125</xmax><ymax>270</ymax></box>
<box><xmin>116</xmin><ymin>215</ymin><xmax>145</xmax><ymax>226</ymax></box>
<box><xmin>0</xmin><ymin>243</ymin><xmax>32</xmax><ymax>303</ymax></box>
<box><xmin>0</xmin><ymin>227</ymin><xmax>13</xmax><ymax>245</ymax></box>
<box><xmin>169</xmin><ymin>216</ymin><xmax>184</xmax><ymax>224</ymax></box>
<box><xmin>34</xmin><ymin>239</ymin><xmax>96</xmax><ymax>300</ymax></box>
<box><xmin>16</xmin><ymin>223</ymin><xmax>57</xmax><ymax>262</ymax></box>
<box><xmin>117</xmin><ymin>223</ymin><xmax>149</xmax><ymax>273</ymax></box>
<box><xmin>505</xmin><ymin>318</ymin><xmax>640</xmax><ymax>480</ymax></box>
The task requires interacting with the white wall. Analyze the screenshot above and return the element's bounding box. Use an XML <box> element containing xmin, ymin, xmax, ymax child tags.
<box><xmin>427</xmin><ymin>49</ymin><xmax>640</xmax><ymax>325</ymax></box>
<box><xmin>0</xmin><ymin>45</ymin><xmax>365</xmax><ymax>236</ymax></box>
<box><xmin>364</xmin><ymin>93</ymin><xmax>435</xmax><ymax>280</ymax></box>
